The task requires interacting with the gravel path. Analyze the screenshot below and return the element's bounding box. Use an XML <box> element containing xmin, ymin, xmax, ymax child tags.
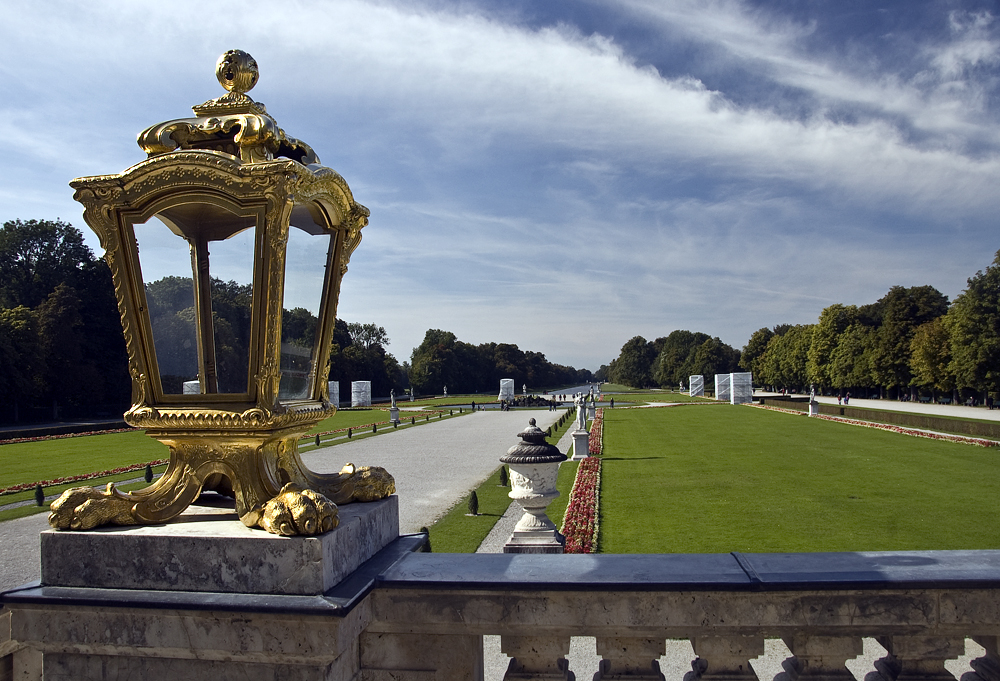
<box><xmin>301</xmin><ymin>409</ymin><xmax>560</xmax><ymax>534</ymax></box>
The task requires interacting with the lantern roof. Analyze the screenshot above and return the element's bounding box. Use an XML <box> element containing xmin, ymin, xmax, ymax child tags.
<box><xmin>137</xmin><ymin>49</ymin><xmax>319</xmax><ymax>165</ymax></box>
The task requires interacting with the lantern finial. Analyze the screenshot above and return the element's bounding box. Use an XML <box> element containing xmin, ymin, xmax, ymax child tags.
<box><xmin>216</xmin><ymin>49</ymin><xmax>258</xmax><ymax>94</ymax></box>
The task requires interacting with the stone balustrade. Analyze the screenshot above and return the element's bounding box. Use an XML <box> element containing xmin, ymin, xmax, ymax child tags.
<box><xmin>4</xmin><ymin>525</ymin><xmax>1000</xmax><ymax>681</ymax></box>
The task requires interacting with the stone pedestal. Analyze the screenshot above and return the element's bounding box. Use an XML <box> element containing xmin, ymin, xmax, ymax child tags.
<box><xmin>809</xmin><ymin>401</ymin><xmax>819</xmax><ymax>417</ymax></box>
<box><xmin>390</xmin><ymin>406</ymin><xmax>400</xmax><ymax>424</ymax></box>
<box><xmin>571</xmin><ymin>430</ymin><xmax>590</xmax><ymax>461</ymax></box>
<box><xmin>5</xmin><ymin>496</ymin><xmax>402</xmax><ymax>680</ymax></box>
<box><xmin>501</xmin><ymin>419</ymin><xmax>567</xmax><ymax>555</ymax></box>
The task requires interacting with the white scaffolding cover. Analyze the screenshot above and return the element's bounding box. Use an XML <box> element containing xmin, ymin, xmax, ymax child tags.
<box><xmin>498</xmin><ymin>378</ymin><xmax>515</xmax><ymax>401</ymax></box>
<box><xmin>689</xmin><ymin>375</ymin><xmax>704</xmax><ymax>397</ymax></box>
<box><xmin>351</xmin><ymin>381</ymin><xmax>371</xmax><ymax>407</ymax></box>
<box><xmin>328</xmin><ymin>381</ymin><xmax>340</xmax><ymax>407</ymax></box>
<box><xmin>715</xmin><ymin>374</ymin><xmax>732</xmax><ymax>402</ymax></box>
<box><xmin>730</xmin><ymin>372</ymin><xmax>753</xmax><ymax>404</ymax></box>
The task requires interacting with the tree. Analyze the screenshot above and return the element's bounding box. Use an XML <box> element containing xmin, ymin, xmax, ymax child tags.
<box><xmin>0</xmin><ymin>306</ymin><xmax>41</xmax><ymax>419</ymax></box>
<box><xmin>609</xmin><ymin>336</ymin><xmax>656</xmax><ymax>388</ymax></box>
<box><xmin>808</xmin><ymin>305</ymin><xmax>858</xmax><ymax>388</ymax></box>
<box><xmin>740</xmin><ymin>327</ymin><xmax>774</xmax><ymax>378</ymax></box>
<box><xmin>758</xmin><ymin>325</ymin><xmax>813</xmax><ymax>391</ymax></box>
<box><xmin>652</xmin><ymin>330</ymin><xmax>710</xmax><ymax>387</ymax></box>
<box><xmin>347</xmin><ymin>322</ymin><xmax>389</xmax><ymax>350</ymax></box>
<box><xmin>909</xmin><ymin>317</ymin><xmax>953</xmax><ymax>398</ymax></box>
<box><xmin>870</xmin><ymin>285</ymin><xmax>948</xmax><ymax>397</ymax></box>
<box><xmin>0</xmin><ymin>219</ymin><xmax>95</xmax><ymax>309</ymax></box>
<box><xmin>946</xmin><ymin>251</ymin><xmax>1000</xmax><ymax>398</ymax></box>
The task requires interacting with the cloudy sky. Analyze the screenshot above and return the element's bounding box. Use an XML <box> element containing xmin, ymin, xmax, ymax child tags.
<box><xmin>2</xmin><ymin>0</ymin><xmax>998</xmax><ymax>371</ymax></box>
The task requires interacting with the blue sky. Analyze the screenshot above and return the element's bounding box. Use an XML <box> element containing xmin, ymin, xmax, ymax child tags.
<box><xmin>2</xmin><ymin>0</ymin><xmax>998</xmax><ymax>371</ymax></box>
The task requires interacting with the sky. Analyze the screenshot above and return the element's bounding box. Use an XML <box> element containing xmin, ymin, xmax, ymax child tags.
<box><xmin>2</xmin><ymin>0</ymin><xmax>999</xmax><ymax>372</ymax></box>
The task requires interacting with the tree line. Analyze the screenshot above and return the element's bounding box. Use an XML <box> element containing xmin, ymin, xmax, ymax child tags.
<box><xmin>603</xmin><ymin>249</ymin><xmax>1000</xmax><ymax>402</ymax></box>
<box><xmin>743</xmin><ymin>252</ymin><xmax>1000</xmax><ymax>401</ymax></box>
<box><xmin>406</xmin><ymin>329</ymin><xmax>594</xmax><ymax>396</ymax></box>
<box><xmin>599</xmin><ymin>332</ymin><xmax>742</xmax><ymax>388</ymax></box>
<box><xmin>0</xmin><ymin>220</ymin><xmax>591</xmax><ymax>423</ymax></box>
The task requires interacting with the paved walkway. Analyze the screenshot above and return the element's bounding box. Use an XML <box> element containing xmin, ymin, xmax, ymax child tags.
<box><xmin>756</xmin><ymin>392</ymin><xmax>1000</xmax><ymax>421</ymax></box>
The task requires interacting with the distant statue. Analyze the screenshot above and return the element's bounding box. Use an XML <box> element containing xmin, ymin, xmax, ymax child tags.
<box><xmin>810</xmin><ymin>384</ymin><xmax>816</xmax><ymax>403</ymax></box>
<box><xmin>574</xmin><ymin>394</ymin><xmax>587</xmax><ymax>431</ymax></box>
<box><xmin>443</xmin><ymin>385</ymin><xmax>447</xmax><ymax>397</ymax></box>
<box><xmin>390</xmin><ymin>389</ymin><xmax>396</xmax><ymax>409</ymax></box>
<box><xmin>523</xmin><ymin>383</ymin><xmax>527</xmax><ymax>396</ymax></box>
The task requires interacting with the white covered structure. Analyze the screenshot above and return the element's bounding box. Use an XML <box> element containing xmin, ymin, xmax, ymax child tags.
<box><xmin>498</xmin><ymin>378</ymin><xmax>515</xmax><ymax>401</ymax></box>
<box><xmin>351</xmin><ymin>381</ymin><xmax>372</xmax><ymax>407</ymax></box>
<box><xmin>715</xmin><ymin>374</ymin><xmax>732</xmax><ymax>403</ymax></box>
<box><xmin>328</xmin><ymin>381</ymin><xmax>340</xmax><ymax>407</ymax></box>
<box><xmin>689</xmin><ymin>375</ymin><xmax>704</xmax><ymax>397</ymax></box>
<box><xmin>730</xmin><ymin>372</ymin><xmax>753</xmax><ymax>405</ymax></box>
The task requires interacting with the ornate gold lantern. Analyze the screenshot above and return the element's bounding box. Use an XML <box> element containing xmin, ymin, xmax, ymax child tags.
<box><xmin>50</xmin><ymin>50</ymin><xmax>393</xmax><ymax>535</ymax></box>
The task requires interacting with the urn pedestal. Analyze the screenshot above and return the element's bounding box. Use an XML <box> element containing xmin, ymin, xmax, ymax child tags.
<box><xmin>501</xmin><ymin>419</ymin><xmax>567</xmax><ymax>554</ymax></box>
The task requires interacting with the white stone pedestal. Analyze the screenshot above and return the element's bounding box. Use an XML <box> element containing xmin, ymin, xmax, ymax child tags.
<box><xmin>571</xmin><ymin>430</ymin><xmax>590</xmax><ymax>461</ymax></box>
<box><xmin>389</xmin><ymin>406</ymin><xmax>400</xmax><ymax>424</ymax></box>
<box><xmin>809</xmin><ymin>401</ymin><xmax>819</xmax><ymax>417</ymax></box>
<box><xmin>504</xmin><ymin>461</ymin><xmax>565</xmax><ymax>554</ymax></box>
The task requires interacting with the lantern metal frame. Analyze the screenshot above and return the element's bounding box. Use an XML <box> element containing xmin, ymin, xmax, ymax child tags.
<box><xmin>50</xmin><ymin>50</ymin><xmax>393</xmax><ymax>535</ymax></box>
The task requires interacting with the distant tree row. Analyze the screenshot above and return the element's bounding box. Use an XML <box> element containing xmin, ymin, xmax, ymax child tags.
<box><xmin>407</xmin><ymin>329</ymin><xmax>593</xmax><ymax>395</ymax></box>
<box><xmin>602</xmin><ymin>332</ymin><xmax>742</xmax><ymax>389</ymax></box>
<box><xmin>741</xmin><ymin>251</ymin><xmax>1000</xmax><ymax>401</ymax></box>
<box><xmin>0</xmin><ymin>220</ymin><xmax>129</xmax><ymax>421</ymax></box>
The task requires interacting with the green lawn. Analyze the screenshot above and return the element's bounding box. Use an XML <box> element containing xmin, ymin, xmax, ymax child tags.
<box><xmin>600</xmin><ymin>405</ymin><xmax>1000</xmax><ymax>553</ymax></box>
<box><xmin>0</xmin><ymin>430</ymin><xmax>168</xmax><ymax>490</ymax></box>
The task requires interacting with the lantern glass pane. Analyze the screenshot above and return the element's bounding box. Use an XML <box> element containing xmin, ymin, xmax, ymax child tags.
<box><xmin>205</xmin><ymin>228</ymin><xmax>255</xmax><ymax>394</ymax></box>
<box><xmin>134</xmin><ymin>204</ymin><xmax>256</xmax><ymax>396</ymax></box>
<box><xmin>278</xmin><ymin>225</ymin><xmax>331</xmax><ymax>401</ymax></box>
<box><xmin>134</xmin><ymin>220</ymin><xmax>199</xmax><ymax>395</ymax></box>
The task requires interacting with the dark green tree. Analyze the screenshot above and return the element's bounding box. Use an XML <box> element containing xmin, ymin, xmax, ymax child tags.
<box><xmin>609</xmin><ymin>336</ymin><xmax>656</xmax><ymax>388</ymax></box>
<box><xmin>946</xmin><ymin>251</ymin><xmax>1000</xmax><ymax>398</ymax></box>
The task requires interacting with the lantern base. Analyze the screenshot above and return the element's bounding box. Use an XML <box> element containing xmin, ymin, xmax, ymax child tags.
<box><xmin>40</xmin><ymin>494</ymin><xmax>399</xmax><ymax>595</ymax></box>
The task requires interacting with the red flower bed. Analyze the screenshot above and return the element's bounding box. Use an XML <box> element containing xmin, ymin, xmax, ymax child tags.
<box><xmin>561</xmin><ymin>456</ymin><xmax>601</xmax><ymax>553</ymax></box>
<box><xmin>589</xmin><ymin>408</ymin><xmax>604</xmax><ymax>455</ymax></box>
<box><xmin>748</xmin><ymin>403</ymin><xmax>1000</xmax><ymax>448</ymax></box>
<box><xmin>0</xmin><ymin>459</ymin><xmax>169</xmax><ymax>496</ymax></box>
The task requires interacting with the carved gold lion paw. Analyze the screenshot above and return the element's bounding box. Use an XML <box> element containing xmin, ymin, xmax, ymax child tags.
<box><xmin>339</xmin><ymin>463</ymin><xmax>396</xmax><ymax>502</ymax></box>
<box><xmin>258</xmin><ymin>483</ymin><xmax>339</xmax><ymax>536</ymax></box>
<box><xmin>48</xmin><ymin>484</ymin><xmax>136</xmax><ymax>530</ymax></box>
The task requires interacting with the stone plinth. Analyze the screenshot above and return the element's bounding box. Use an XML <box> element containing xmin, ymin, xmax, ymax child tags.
<box><xmin>41</xmin><ymin>495</ymin><xmax>399</xmax><ymax>595</ymax></box>
<box><xmin>571</xmin><ymin>430</ymin><xmax>590</xmax><ymax>461</ymax></box>
<box><xmin>389</xmin><ymin>406</ymin><xmax>400</xmax><ymax>424</ymax></box>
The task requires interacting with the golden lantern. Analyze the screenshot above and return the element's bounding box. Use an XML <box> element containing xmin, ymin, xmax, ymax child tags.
<box><xmin>50</xmin><ymin>50</ymin><xmax>393</xmax><ymax>535</ymax></box>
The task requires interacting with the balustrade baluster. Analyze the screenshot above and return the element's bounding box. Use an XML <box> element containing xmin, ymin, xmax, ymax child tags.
<box><xmin>501</xmin><ymin>635</ymin><xmax>574</xmax><ymax>680</ymax></box>
<box><xmin>875</xmin><ymin>636</ymin><xmax>964</xmax><ymax>681</ymax></box>
<box><xmin>595</xmin><ymin>636</ymin><xmax>666</xmax><ymax>680</ymax></box>
<box><xmin>691</xmin><ymin>636</ymin><xmax>764</xmax><ymax>681</ymax></box>
<box><xmin>783</xmin><ymin>635</ymin><xmax>863</xmax><ymax>681</ymax></box>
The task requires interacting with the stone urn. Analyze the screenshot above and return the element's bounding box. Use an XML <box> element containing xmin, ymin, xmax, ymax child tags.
<box><xmin>501</xmin><ymin>418</ymin><xmax>567</xmax><ymax>553</ymax></box>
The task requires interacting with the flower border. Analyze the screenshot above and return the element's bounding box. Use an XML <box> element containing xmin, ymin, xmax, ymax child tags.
<box><xmin>0</xmin><ymin>427</ymin><xmax>135</xmax><ymax>446</ymax></box>
<box><xmin>589</xmin><ymin>407</ymin><xmax>604</xmax><ymax>455</ymax></box>
<box><xmin>561</xmin><ymin>455</ymin><xmax>601</xmax><ymax>554</ymax></box>
<box><xmin>748</xmin><ymin>403</ymin><xmax>1000</xmax><ymax>448</ymax></box>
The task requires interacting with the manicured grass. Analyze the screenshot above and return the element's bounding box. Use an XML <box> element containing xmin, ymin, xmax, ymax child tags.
<box><xmin>0</xmin><ymin>466</ymin><xmax>168</xmax><ymax>524</ymax></box>
<box><xmin>0</xmin><ymin>430</ymin><xmax>168</xmax><ymax>490</ymax></box>
<box><xmin>600</xmin><ymin>405</ymin><xmax>1000</xmax><ymax>553</ymax></box>
<box><xmin>425</xmin><ymin>466</ymin><xmax>513</xmax><ymax>553</ymax></box>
